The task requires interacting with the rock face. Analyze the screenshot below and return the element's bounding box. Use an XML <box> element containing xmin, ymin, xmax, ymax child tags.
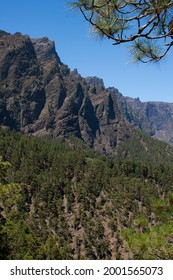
<box><xmin>0</xmin><ymin>31</ymin><xmax>133</xmax><ymax>155</ymax></box>
<box><xmin>0</xmin><ymin>31</ymin><xmax>46</xmax><ymax>132</ymax></box>
<box><xmin>0</xmin><ymin>30</ymin><xmax>173</xmax><ymax>154</ymax></box>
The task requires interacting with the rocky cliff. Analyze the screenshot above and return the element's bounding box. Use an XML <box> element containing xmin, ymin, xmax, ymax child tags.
<box><xmin>0</xmin><ymin>31</ymin><xmax>46</xmax><ymax>132</ymax></box>
<box><xmin>0</xmin><ymin>31</ymin><xmax>132</xmax><ymax>155</ymax></box>
<box><xmin>0</xmin><ymin>30</ymin><xmax>173</xmax><ymax>154</ymax></box>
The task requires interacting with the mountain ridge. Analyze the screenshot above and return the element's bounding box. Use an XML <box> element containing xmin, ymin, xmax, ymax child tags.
<box><xmin>0</xmin><ymin>30</ymin><xmax>173</xmax><ymax>154</ymax></box>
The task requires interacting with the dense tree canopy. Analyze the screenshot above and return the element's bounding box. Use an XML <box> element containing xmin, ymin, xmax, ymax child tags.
<box><xmin>70</xmin><ymin>0</ymin><xmax>173</xmax><ymax>62</ymax></box>
<box><xmin>1</xmin><ymin>129</ymin><xmax>173</xmax><ymax>259</ymax></box>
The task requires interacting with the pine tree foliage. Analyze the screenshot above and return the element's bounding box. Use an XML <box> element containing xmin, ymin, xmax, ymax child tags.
<box><xmin>1</xmin><ymin>128</ymin><xmax>173</xmax><ymax>259</ymax></box>
<box><xmin>70</xmin><ymin>0</ymin><xmax>173</xmax><ymax>62</ymax></box>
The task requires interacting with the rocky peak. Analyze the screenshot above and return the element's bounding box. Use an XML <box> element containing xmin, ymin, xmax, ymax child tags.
<box><xmin>0</xmin><ymin>30</ymin><xmax>10</xmax><ymax>38</ymax></box>
<box><xmin>85</xmin><ymin>76</ymin><xmax>104</xmax><ymax>87</ymax></box>
<box><xmin>31</xmin><ymin>37</ymin><xmax>62</xmax><ymax>65</ymax></box>
<box><xmin>85</xmin><ymin>76</ymin><xmax>105</xmax><ymax>95</ymax></box>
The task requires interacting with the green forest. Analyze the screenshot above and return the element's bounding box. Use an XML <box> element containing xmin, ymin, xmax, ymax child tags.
<box><xmin>1</xmin><ymin>128</ymin><xmax>173</xmax><ymax>260</ymax></box>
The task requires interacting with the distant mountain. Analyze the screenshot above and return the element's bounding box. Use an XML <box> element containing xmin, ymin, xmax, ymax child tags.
<box><xmin>0</xmin><ymin>30</ymin><xmax>173</xmax><ymax>155</ymax></box>
<box><xmin>124</xmin><ymin>97</ymin><xmax>173</xmax><ymax>145</ymax></box>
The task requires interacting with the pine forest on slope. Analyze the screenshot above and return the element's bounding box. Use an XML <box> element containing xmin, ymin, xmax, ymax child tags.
<box><xmin>1</xmin><ymin>129</ymin><xmax>173</xmax><ymax>259</ymax></box>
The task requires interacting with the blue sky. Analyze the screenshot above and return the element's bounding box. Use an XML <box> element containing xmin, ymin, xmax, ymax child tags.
<box><xmin>0</xmin><ymin>0</ymin><xmax>173</xmax><ymax>102</ymax></box>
